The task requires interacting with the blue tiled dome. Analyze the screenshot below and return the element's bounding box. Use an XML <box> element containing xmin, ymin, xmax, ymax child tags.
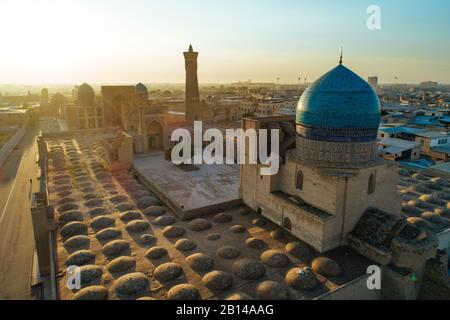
<box><xmin>296</xmin><ymin>64</ymin><xmax>380</xmax><ymax>143</ymax></box>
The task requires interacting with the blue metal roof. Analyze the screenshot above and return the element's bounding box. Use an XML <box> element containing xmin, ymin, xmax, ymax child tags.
<box><xmin>399</xmin><ymin>159</ymin><xmax>435</xmax><ymax>170</ymax></box>
<box><xmin>432</xmin><ymin>145</ymin><xmax>450</xmax><ymax>154</ymax></box>
<box><xmin>379</xmin><ymin>126</ymin><xmax>425</xmax><ymax>135</ymax></box>
<box><xmin>379</xmin><ymin>127</ymin><xmax>404</xmax><ymax>134</ymax></box>
<box><xmin>411</xmin><ymin>116</ymin><xmax>445</xmax><ymax>127</ymax></box>
<box><xmin>438</xmin><ymin>116</ymin><xmax>450</xmax><ymax>123</ymax></box>
<box><xmin>296</xmin><ymin>64</ymin><xmax>381</xmax><ymax>143</ymax></box>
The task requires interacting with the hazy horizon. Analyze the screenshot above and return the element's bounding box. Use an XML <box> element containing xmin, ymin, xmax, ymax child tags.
<box><xmin>1</xmin><ymin>80</ymin><xmax>448</xmax><ymax>88</ymax></box>
<box><xmin>1</xmin><ymin>0</ymin><xmax>449</xmax><ymax>85</ymax></box>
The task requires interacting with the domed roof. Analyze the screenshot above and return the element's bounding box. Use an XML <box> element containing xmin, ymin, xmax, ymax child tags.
<box><xmin>78</xmin><ymin>83</ymin><xmax>95</xmax><ymax>106</ymax></box>
<box><xmin>296</xmin><ymin>64</ymin><xmax>380</xmax><ymax>143</ymax></box>
<box><xmin>135</xmin><ymin>82</ymin><xmax>148</xmax><ymax>94</ymax></box>
<box><xmin>51</xmin><ymin>92</ymin><xmax>65</xmax><ymax>104</ymax></box>
<box><xmin>78</xmin><ymin>82</ymin><xmax>94</xmax><ymax>96</ymax></box>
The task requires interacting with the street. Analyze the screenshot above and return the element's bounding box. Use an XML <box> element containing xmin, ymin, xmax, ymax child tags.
<box><xmin>0</xmin><ymin>118</ymin><xmax>60</xmax><ymax>299</ymax></box>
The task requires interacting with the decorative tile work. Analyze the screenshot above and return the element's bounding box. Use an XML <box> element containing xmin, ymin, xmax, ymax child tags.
<box><xmin>296</xmin><ymin>64</ymin><xmax>380</xmax><ymax>144</ymax></box>
<box><xmin>295</xmin><ymin>136</ymin><xmax>378</xmax><ymax>167</ymax></box>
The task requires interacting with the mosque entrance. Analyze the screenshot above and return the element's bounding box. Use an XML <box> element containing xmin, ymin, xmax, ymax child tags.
<box><xmin>146</xmin><ymin>121</ymin><xmax>163</xmax><ymax>151</ymax></box>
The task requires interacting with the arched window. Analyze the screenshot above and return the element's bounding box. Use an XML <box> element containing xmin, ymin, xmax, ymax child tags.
<box><xmin>296</xmin><ymin>170</ymin><xmax>304</xmax><ymax>191</ymax></box>
<box><xmin>368</xmin><ymin>174</ymin><xmax>376</xmax><ymax>195</ymax></box>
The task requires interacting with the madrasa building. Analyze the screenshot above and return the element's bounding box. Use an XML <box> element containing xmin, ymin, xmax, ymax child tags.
<box><xmin>240</xmin><ymin>59</ymin><xmax>448</xmax><ymax>299</ymax></box>
<box><xmin>242</xmin><ymin>59</ymin><xmax>400</xmax><ymax>252</ymax></box>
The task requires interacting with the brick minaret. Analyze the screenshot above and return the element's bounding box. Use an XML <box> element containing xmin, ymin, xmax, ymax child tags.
<box><xmin>184</xmin><ymin>44</ymin><xmax>200</xmax><ymax>122</ymax></box>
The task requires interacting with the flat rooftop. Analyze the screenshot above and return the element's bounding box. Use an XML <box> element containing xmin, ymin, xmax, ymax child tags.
<box><xmin>398</xmin><ymin>167</ymin><xmax>450</xmax><ymax>236</ymax></box>
<box><xmin>416</xmin><ymin>131</ymin><xmax>450</xmax><ymax>139</ymax></box>
<box><xmin>379</xmin><ymin>138</ymin><xmax>420</xmax><ymax>150</ymax></box>
<box><xmin>0</xmin><ymin>107</ymin><xmax>28</xmax><ymax>114</ymax></box>
<box><xmin>134</xmin><ymin>152</ymin><xmax>240</xmax><ymax>216</ymax></box>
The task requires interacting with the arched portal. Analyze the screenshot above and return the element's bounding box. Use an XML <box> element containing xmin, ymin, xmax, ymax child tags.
<box><xmin>146</xmin><ymin>121</ymin><xmax>163</xmax><ymax>151</ymax></box>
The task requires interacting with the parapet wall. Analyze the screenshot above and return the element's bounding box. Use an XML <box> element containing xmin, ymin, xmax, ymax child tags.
<box><xmin>390</xmin><ymin>234</ymin><xmax>438</xmax><ymax>271</ymax></box>
<box><xmin>381</xmin><ymin>266</ymin><xmax>418</xmax><ymax>300</ymax></box>
<box><xmin>317</xmin><ymin>274</ymin><xmax>381</xmax><ymax>300</ymax></box>
<box><xmin>42</xmin><ymin>127</ymin><xmax>121</xmax><ymax>141</ymax></box>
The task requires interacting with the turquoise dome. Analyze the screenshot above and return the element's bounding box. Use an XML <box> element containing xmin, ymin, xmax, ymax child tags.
<box><xmin>296</xmin><ymin>64</ymin><xmax>380</xmax><ymax>143</ymax></box>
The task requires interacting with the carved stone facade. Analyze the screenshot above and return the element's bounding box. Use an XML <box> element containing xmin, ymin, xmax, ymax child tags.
<box><xmin>240</xmin><ymin>117</ymin><xmax>401</xmax><ymax>253</ymax></box>
<box><xmin>239</xmin><ymin>61</ymin><xmax>445</xmax><ymax>299</ymax></box>
<box><xmin>121</xmin><ymin>101</ymin><xmax>185</xmax><ymax>154</ymax></box>
<box><xmin>101</xmin><ymin>86</ymin><xmax>137</xmax><ymax>127</ymax></box>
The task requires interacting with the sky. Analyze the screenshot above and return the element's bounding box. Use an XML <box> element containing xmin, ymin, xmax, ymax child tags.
<box><xmin>0</xmin><ymin>0</ymin><xmax>449</xmax><ymax>85</ymax></box>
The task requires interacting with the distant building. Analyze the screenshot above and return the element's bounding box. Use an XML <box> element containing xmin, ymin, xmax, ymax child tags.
<box><xmin>0</xmin><ymin>106</ymin><xmax>36</xmax><ymax>127</ymax></box>
<box><xmin>420</xmin><ymin>81</ymin><xmax>438</xmax><ymax>89</ymax></box>
<box><xmin>135</xmin><ymin>82</ymin><xmax>149</xmax><ymax>101</ymax></box>
<box><xmin>256</xmin><ymin>99</ymin><xmax>285</xmax><ymax>117</ymax></box>
<box><xmin>0</xmin><ymin>92</ymin><xmax>39</xmax><ymax>106</ymax></box>
<box><xmin>0</xmin><ymin>106</ymin><xmax>35</xmax><ymax>167</ymax></box>
<box><xmin>415</xmin><ymin>131</ymin><xmax>450</xmax><ymax>161</ymax></box>
<box><xmin>50</xmin><ymin>93</ymin><xmax>65</xmax><ymax>113</ymax></box>
<box><xmin>63</xmin><ymin>105</ymin><xmax>105</xmax><ymax>130</ymax></box>
<box><xmin>239</xmin><ymin>100</ymin><xmax>258</xmax><ymax>117</ymax></box>
<box><xmin>411</xmin><ymin>115</ymin><xmax>444</xmax><ymax>128</ymax></box>
<box><xmin>40</xmin><ymin>92</ymin><xmax>65</xmax><ymax>117</ymax></box>
<box><xmin>121</xmin><ymin>100</ymin><xmax>185</xmax><ymax>153</ymax></box>
<box><xmin>119</xmin><ymin>83</ymin><xmax>188</xmax><ymax>153</ymax></box>
<box><xmin>40</xmin><ymin>88</ymin><xmax>49</xmax><ymax>108</ymax></box>
<box><xmin>72</xmin><ymin>86</ymin><xmax>79</xmax><ymax>102</ymax></box>
<box><xmin>378</xmin><ymin>137</ymin><xmax>421</xmax><ymax>161</ymax></box>
<box><xmin>368</xmin><ymin>76</ymin><xmax>378</xmax><ymax>90</ymax></box>
<box><xmin>63</xmin><ymin>83</ymin><xmax>105</xmax><ymax>130</ymax></box>
<box><xmin>78</xmin><ymin>82</ymin><xmax>96</xmax><ymax>107</ymax></box>
<box><xmin>378</xmin><ymin>126</ymin><xmax>425</xmax><ymax>141</ymax></box>
<box><xmin>101</xmin><ymin>85</ymin><xmax>136</xmax><ymax>126</ymax></box>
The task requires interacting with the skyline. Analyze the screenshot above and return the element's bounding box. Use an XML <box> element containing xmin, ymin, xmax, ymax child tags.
<box><xmin>0</xmin><ymin>0</ymin><xmax>449</xmax><ymax>85</ymax></box>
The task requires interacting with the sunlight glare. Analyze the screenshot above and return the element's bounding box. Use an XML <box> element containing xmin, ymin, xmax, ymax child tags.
<box><xmin>1</xmin><ymin>0</ymin><xmax>88</xmax><ymax>73</ymax></box>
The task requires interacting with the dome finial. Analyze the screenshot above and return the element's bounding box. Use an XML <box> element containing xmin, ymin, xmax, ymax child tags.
<box><xmin>189</xmin><ymin>44</ymin><xmax>193</xmax><ymax>52</ymax></box>
<box><xmin>339</xmin><ymin>47</ymin><xmax>343</xmax><ymax>65</ymax></box>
